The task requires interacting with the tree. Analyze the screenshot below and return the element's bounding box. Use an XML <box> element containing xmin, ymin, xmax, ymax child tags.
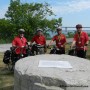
<box><xmin>0</xmin><ymin>18</ymin><xmax>15</xmax><ymax>43</ymax></box>
<box><xmin>67</xmin><ymin>32</ymin><xmax>74</xmax><ymax>38</ymax></box>
<box><xmin>5</xmin><ymin>1</ymin><xmax>62</xmax><ymax>40</ymax></box>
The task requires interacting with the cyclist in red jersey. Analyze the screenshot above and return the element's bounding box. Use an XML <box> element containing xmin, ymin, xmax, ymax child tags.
<box><xmin>71</xmin><ymin>24</ymin><xmax>89</xmax><ymax>58</ymax></box>
<box><xmin>30</xmin><ymin>29</ymin><xmax>46</xmax><ymax>54</ymax></box>
<box><xmin>48</xmin><ymin>27</ymin><xmax>67</xmax><ymax>54</ymax></box>
<box><xmin>12</xmin><ymin>29</ymin><xmax>28</xmax><ymax>59</ymax></box>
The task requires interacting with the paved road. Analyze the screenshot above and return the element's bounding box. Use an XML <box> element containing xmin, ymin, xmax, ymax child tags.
<box><xmin>0</xmin><ymin>38</ymin><xmax>73</xmax><ymax>52</ymax></box>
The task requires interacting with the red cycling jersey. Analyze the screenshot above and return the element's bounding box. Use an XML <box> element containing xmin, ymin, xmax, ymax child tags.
<box><xmin>12</xmin><ymin>36</ymin><xmax>27</xmax><ymax>54</ymax></box>
<box><xmin>52</xmin><ymin>34</ymin><xmax>66</xmax><ymax>48</ymax></box>
<box><xmin>73</xmin><ymin>31</ymin><xmax>89</xmax><ymax>50</ymax></box>
<box><xmin>31</xmin><ymin>35</ymin><xmax>46</xmax><ymax>45</ymax></box>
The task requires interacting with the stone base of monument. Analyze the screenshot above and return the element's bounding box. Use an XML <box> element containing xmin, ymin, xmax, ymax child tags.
<box><xmin>14</xmin><ymin>54</ymin><xmax>90</xmax><ymax>90</ymax></box>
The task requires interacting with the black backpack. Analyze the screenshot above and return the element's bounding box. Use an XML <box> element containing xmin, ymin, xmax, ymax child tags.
<box><xmin>3</xmin><ymin>50</ymin><xmax>11</xmax><ymax>64</ymax></box>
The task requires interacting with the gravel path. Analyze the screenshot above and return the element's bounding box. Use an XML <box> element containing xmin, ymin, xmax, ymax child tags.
<box><xmin>0</xmin><ymin>38</ymin><xmax>73</xmax><ymax>52</ymax></box>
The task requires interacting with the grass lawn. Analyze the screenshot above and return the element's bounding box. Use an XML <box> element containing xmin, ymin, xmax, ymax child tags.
<box><xmin>0</xmin><ymin>52</ymin><xmax>14</xmax><ymax>90</ymax></box>
<box><xmin>0</xmin><ymin>43</ymin><xmax>90</xmax><ymax>90</ymax></box>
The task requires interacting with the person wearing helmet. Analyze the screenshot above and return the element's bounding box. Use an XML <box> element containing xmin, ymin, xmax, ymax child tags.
<box><xmin>12</xmin><ymin>29</ymin><xmax>28</xmax><ymax>61</ymax></box>
<box><xmin>48</xmin><ymin>27</ymin><xmax>67</xmax><ymax>54</ymax></box>
<box><xmin>71</xmin><ymin>24</ymin><xmax>89</xmax><ymax>58</ymax></box>
<box><xmin>30</xmin><ymin>28</ymin><xmax>46</xmax><ymax>54</ymax></box>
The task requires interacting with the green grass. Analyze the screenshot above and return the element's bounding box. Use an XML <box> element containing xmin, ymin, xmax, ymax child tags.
<box><xmin>0</xmin><ymin>43</ymin><xmax>90</xmax><ymax>90</ymax></box>
<box><xmin>0</xmin><ymin>53</ymin><xmax>14</xmax><ymax>90</ymax></box>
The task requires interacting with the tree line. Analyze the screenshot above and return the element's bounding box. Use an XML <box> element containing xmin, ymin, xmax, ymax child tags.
<box><xmin>0</xmin><ymin>1</ymin><xmax>62</xmax><ymax>43</ymax></box>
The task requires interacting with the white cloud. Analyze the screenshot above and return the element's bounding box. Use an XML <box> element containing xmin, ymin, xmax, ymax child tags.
<box><xmin>51</xmin><ymin>0</ymin><xmax>90</xmax><ymax>15</ymax></box>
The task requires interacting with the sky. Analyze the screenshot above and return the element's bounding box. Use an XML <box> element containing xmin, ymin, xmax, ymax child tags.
<box><xmin>0</xmin><ymin>0</ymin><xmax>90</xmax><ymax>27</ymax></box>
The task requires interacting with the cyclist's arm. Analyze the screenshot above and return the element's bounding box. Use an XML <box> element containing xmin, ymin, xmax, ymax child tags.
<box><xmin>48</xmin><ymin>36</ymin><xmax>56</xmax><ymax>46</ymax></box>
<box><xmin>48</xmin><ymin>40</ymin><xmax>54</xmax><ymax>46</ymax></box>
<box><xmin>71</xmin><ymin>40</ymin><xmax>76</xmax><ymax>49</ymax></box>
<box><xmin>30</xmin><ymin>36</ymin><xmax>36</xmax><ymax>46</ymax></box>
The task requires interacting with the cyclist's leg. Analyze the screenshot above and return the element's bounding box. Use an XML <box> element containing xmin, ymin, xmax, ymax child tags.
<box><xmin>56</xmin><ymin>50</ymin><xmax>60</xmax><ymax>54</ymax></box>
<box><xmin>60</xmin><ymin>48</ymin><xmax>65</xmax><ymax>54</ymax></box>
<box><xmin>84</xmin><ymin>50</ymin><xmax>87</xmax><ymax>58</ymax></box>
<box><xmin>76</xmin><ymin>50</ymin><xmax>85</xmax><ymax>58</ymax></box>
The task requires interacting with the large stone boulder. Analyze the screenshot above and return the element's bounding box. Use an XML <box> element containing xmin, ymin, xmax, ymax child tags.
<box><xmin>14</xmin><ymin>54</ymin><xmax>90</xmax><ymax>90</ymax></box>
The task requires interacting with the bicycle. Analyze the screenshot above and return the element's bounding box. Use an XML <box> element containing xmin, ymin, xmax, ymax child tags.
<box><xmin>49</xmin><ymin>45</ymin><xmax>65</xmax><ymax>54</ymax></box>
<box><xmin>3</xmin><ymin>45</ymin><xmax>32</xmax><ymax>71</ymax></box>
<box><xmin>31</xmin><ymin>44</ymin><xmax>45</xmax><ymax>55</ymax></box>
